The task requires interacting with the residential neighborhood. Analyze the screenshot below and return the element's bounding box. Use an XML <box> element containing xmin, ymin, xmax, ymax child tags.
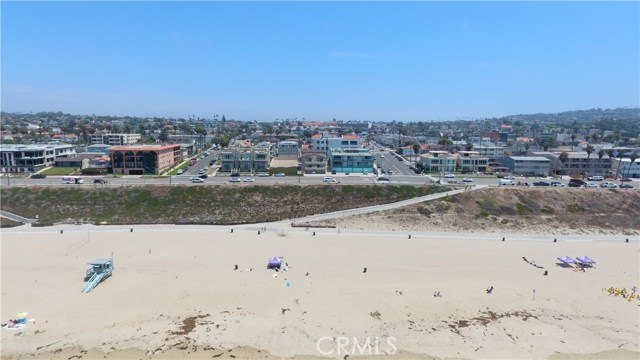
<box><xmin>1</xmin><ymin>108</ymin><xmax>639</xmax><ymax>180</ymax></box>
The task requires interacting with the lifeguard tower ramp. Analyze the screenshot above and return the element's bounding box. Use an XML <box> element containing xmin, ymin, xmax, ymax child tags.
<box><xmin>83</xmin><ymin>258</ymin><xmax>113</xmax><ymax>293</ymax></box>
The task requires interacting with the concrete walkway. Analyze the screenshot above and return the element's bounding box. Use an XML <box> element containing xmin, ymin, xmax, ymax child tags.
<box><xmin>0</xmin><ymin>210</ymin><xmax>36</xmax><ymax>224</ymax></box>
<box><xmin>291</xmin><ymin>185</ymin><xmax>487</xmax><ymax>225</ymax></box>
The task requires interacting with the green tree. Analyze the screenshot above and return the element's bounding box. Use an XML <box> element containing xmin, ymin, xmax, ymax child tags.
<box><xmin>158</xmin><ymin>128</ymin><xmax>169</xmax><ymax>142</ymax></box>
<box><xmin>465</xmin><ymin>142</ymin><xmax>474</xmax><ymax>151</ymax></box>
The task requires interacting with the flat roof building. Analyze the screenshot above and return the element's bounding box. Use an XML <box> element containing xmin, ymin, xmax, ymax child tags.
<box><xmin>110</xmin><ymin>144</ymin><xmax>181</xmax><ymax>175</ymax></box>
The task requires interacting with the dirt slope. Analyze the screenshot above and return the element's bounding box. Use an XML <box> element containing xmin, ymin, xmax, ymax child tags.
<box><xmin>318</xmin><ymin>187</ymin><xmax>640</xmax><ymax>235</ymax></box>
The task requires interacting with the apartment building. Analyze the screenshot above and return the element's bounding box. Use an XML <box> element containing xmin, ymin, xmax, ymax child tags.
<box><xmin>90</xmin><ymin>133</ymin><xmax>141</xmax><ymax>146</ymax></box>
<box><xmin>558</xmin><ymin>152</ymin><xmax>613</xmax><ymax>177</ymax></box>
<box><xmin>110</xmin><ymin>144</ymin><xmax>181</xmax><ymax>175</ymax></box>
<box><xmin>219</xmin><ymin>146</ymin><xmax>272</xmax><ymax>173</ymax></box>
<box><xmin>0</xmin><ymin>144</ymin><xmax>76</xmax><ymax>173</ymax></box>
<box><xmin>300</xmin><ymin>149</ymin><xmax>328</xmax><ymax>174</ymax></box>
<box><xmin>328</xmin><ymin>148</ymin><xmax>374</xmax><ymax>173</ymax></box>
<box><xmin>417</xmin><ymin>151</ymin><xmax>457</xmax><ymax>173</ymax></box>
<box><xmin>499</xmin><ymin>156</ymin><xmax>551</xmax><ymax>176</ymax></box>
<box><xmin>277</xmin><ymin>141</ymin><xmax>300</xmax><ymax>159</ymax></box>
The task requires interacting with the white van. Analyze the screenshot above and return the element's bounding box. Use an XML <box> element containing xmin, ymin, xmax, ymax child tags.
<box><xmin>62</xmin><ymin>176</ymin><xmax>83</xmax><ymax>184</ymax></box>
<box><xmin>499</xmin><ymin>179</ymin><xmax>515</xmax><ymax>186</ymax></box>
<box><xmin>323</xmin><ymin>176</ymin><xmax>334</xmax><ymax>183</ymax></box>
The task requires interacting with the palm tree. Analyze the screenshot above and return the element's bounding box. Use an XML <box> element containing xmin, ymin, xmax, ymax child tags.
<box><xmin>597</xmin><ymin>149</ymin><xmax>604</xmax><ymax>176</ymax></box>
<box><xmin>614</xmin><ymin>150</ymin><xmax>625</xmax><ymax>180</ymax></box>
<box><xmin>585</xmin><ymin>144</ymin><xmax>595</xmax><ymax>176</ymax></box>
<box><xmin>570</xmin><ymin>133</ymin><xmax>577</xmax><ymax>150</ymax></box>
<box><xmin>626</xmin><ymin>151</ymin><xmax>638</xmax><ymax>180</ymax></box>
<box><xmin>559</xmin><ymin>151</ymin><xmax>569</xmax><ymax>176</ymax></box>
<box><xmin>413</xmin><ymin>143</ymin><xmax>421</xmax><ymax>165</ymax></box>
<box><xmin>605</xmin><ymin>148</ymin><xmax>615</xmax><ymax>178</ymax></box>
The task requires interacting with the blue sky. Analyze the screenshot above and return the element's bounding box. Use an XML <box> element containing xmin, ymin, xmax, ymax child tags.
<box><xmin>2</xmin><ymin>1</ymin><xmax>639</xmax><ymax>122</ymax></box>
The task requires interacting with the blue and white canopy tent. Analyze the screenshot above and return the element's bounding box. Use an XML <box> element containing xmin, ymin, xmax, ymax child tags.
<box><xmin>557</xmin><ymin>256</ymin><xmax>577</xmax><ymax>267</ymax></box>
<box><xmin>267</xmin><ymin>256</ymin><xmax>283</xmax><ymax>269</ymax></box>
<box><xmin>576</xmin><ymin>256</ymin><xmax>596</xmax><ymax>267</ymax></box>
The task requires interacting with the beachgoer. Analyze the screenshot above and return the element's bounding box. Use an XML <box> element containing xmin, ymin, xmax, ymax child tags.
<box><xmin>486</xmin><ymin>286</ymin><xmax>494</xmax><ymax>294</ymax></box>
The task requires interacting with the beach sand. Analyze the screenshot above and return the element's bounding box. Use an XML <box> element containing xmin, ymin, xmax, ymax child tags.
<box><xmin>1</xmin><ymin>224</ymin><xmax>639</xmax><ymax>359</ymax></box>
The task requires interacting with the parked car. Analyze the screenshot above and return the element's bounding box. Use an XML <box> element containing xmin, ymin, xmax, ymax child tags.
<box><xmin>331</xmin><ymin>170</ymin><xmax>337</xmax><ymax>175</ymax></box>
<box><xmin>584</xmin><ymin>182</ymin><xmax>599</xmax><ymax>188</ymax></box>
<box><xmin>229</xmin><ymin>177</ymin><xmax>241</xmax><ymax>182</ymax></box>
<box><xmin>568</xmin><ymin>178</ymin><xmax>586</xmax><ymax>187</ymax></box>
<box><xmin>30</xmin><ymin>173</ymin><xmax>46</xmax><ymax>179</ymax></box>
<box><xmin>444</xmin><ymin>174</ymin><xmax>455</xmax><ymax>178</ymax></box>
<box><xmin>588</xmin><ymin>175</ymin><xmax>604</xmax><ymax>181</ymax></box>
<box><xmin>190</xmin><ymin>178</ymin><xmax>204</xmax><ymax>183</ymax></box>
<box><xmin>93</xmin><ymin>179</ymin><xmax>108</xmax><ymax>184</ymax></box>
<box><xmin>231</xmin><ymin>172</ymin><xmax>240</xmax><ymax>177</ymax></box>
<box><xmin>176</xmin><ymin>169</ymin><xmax>184</xmax><ymax>175</ymax></box>
<box><xmin>198</xmin><ymin>174</ymin><xmax>208</xmax><ymax>179</ymax></box>
<box><xmin>258</xmin><ymin>173</ymin><xmax>269</xmax><ymax>177</ymax></box>
<box><xmin>377</xmin><ymin>176</ymin><xmax>390</xmax><ymax>181</ymax></box>
<box><xmin>620</xmin><ymin>178</ymin><xmax>632</xmax><ymax>182</ymax></box>
<box><xmin>242</xmin><ymin>178</ymin><xmax>255</xmax><ymax>182</ymax></box>
<box><xmin>499</xmin><ymin>179</ymin><xmax>516</xmax><ymax>186</ymax></box>
<box><xmin>275</xmin><ymin>173</ymin><xmax>286</xmax><ymax>177</ymax></box>
<box><xmin>600</xmin><ymin>182</ymin><xmax>618</xmax><ymax>188</ymax></box>
<box><xmin>533</xmin><ymin>181</ymin><xmax>550</xmax><ymax>187</ymax></box>
<box><xmin>463</xmin><ymin>177</ymin><xmax>473</xmax><ymax>182</ymax></box>
<box><xmin>550</xmin><ymin>181</ymin><xmax>564</xmax><ymax>187</ymax></box>
<box><xmin>619</xmin><ymin>183</ymin><xmax>634</xmax><ymax>189</ymax></box>
<box><xmin>504</xmin><ymin>175</ymin><xmax>515</xmax><ymax>180</ymax></box>
<box><xmin>323</xmin><ymin>176</ymin><xmax>335</xmax><ymax>183</ymax></box>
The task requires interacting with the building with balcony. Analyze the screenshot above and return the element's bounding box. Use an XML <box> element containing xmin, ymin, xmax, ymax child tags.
<box><xmin>328</xmin><ymin>148</ymin><xmax>373</xmax><ymax>173</ymax></box>
<box><xmin>610</xmin><ymin>157</ymin><xmax>640</xmax><ymax>178</ymax></box>
<box><xmin>556</xmin><ymin>152</ymin><xmax>613</xmax><ymax>177</ymax></box>
<box><xmin>474</xmin><ymin>146</ymin><xmax>505</xmax><ymax>158</ymax></box>
<box><xmin>0</xmin><ymin>144</ymin><xmax>76</xmax><ymax>173</ymax></box>
<box><xmin>110</xmin><ymin>144</ymin><xmax>181</xmax><ymax>175</ymax></box>
<box><xmin>300</xmin><ymin>150</ymin><xmax>328</xmax><ymax>174</ymax></box>
<box><xmin>277</xmin><ymin>141</ymin><xmax>300</xmax><ymax>159</ymax></box>
<box><xmin>417</xmin><ymin>151</ymin><xmax>457</xmax><ymax>173</ymax></box>
<box><xmin>219</xmin><ymin>146</ymin><xmax>272</xmax><ymax>173</ymax></box>
<box><xmin>90</xmin><ymin>133</ymin><xmax>141</xmax><ymax>146</ymax></box>
<box><xmin>458</xmin><ymin>156</ymin><xmax>489</xmax><ymax>173</ymax></box>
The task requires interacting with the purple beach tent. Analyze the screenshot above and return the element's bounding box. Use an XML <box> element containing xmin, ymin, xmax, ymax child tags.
<box><xmin>576</xmin><ymin>256</ymin><xmax>596</xmax><ymax>267</ymax></box>
<box><xmin>557</xmin><ymin>256</ymin><xmax>577</xmax><ymax>266</ymax></box>
<box><xmin>267</xmin><ymin>256</ymin><xmax>283</xmax><ymax>269</ymax></box>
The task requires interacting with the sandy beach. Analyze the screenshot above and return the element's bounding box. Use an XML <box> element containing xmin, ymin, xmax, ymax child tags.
<box><xmin>1</xmin><ymin>223</ymin><xmax>639</xmax><ymax>359</ymax></box>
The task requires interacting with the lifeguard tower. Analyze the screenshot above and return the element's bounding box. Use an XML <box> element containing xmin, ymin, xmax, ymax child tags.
<box><xmin>83</xmin><ymin>258</ymin><xmax>113</xmax><ymax>293</ymax></box>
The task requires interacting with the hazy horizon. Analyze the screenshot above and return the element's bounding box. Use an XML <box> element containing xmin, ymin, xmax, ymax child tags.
<box><xmin>2</xmin><ymin>1</ymin><xmax>638</xmax><ymax>122</ymax></box>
